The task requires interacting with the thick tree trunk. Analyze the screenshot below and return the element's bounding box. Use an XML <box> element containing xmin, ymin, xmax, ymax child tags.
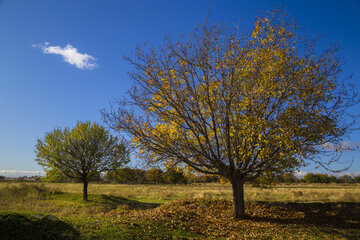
<box><xmin>83</xmin><ymin>179</ymin><xmax>88</xmax><ymax>201</ymax></box>
<box><xmin>231</xmin><ymin>177</ymin><xmax>245</xmax><ymax>219</ymax></box>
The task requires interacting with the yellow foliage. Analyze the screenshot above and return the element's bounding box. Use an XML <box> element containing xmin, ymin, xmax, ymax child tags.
<box><xmin>108</xmin><ymin>10</ymin><xmax>355</xmax><ymax>189</ymax></box>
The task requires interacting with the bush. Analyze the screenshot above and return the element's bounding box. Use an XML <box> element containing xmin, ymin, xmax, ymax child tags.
<box><xmin>0</xmin><ymin>212</ymin><xmax>79</xmax><ymax>240</ymax></box>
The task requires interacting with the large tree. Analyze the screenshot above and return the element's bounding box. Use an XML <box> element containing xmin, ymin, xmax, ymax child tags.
<box><xmin>35</xmin><ymin>121</ymin><xmax>130</xmax><ymax>201</ymax></box>
<box><xmin>103</xmin><ymin>11</ymin><xmax>358</xmax><ymax>218</ymax></box>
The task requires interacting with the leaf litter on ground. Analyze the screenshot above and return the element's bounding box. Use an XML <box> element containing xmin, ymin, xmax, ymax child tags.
<box><xmin>104</xmin><ymin>199</ymin><xmax>360</xmax><ymax>239</ymax></box>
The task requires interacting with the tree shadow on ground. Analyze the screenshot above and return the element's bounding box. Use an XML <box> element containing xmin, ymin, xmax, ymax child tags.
<box><xmin>119</xmin><ymin>199</ymin><xmax>360</xmax><ymax>240</ymax></box>
<box><xmin>47</xmin><ymin>191</ymin><xmax>160</xmax><ymax>210</ymax></box>
<box><xmin>243</xmin><ymin>202</ymin><xmax>360</xmax><ymax>239</ymax></box>
<box><xmin>94</xmin><ymin>194</ymin><xmax>160</xmax><ymax>210</ymax></box>
<box><xmin>247</xmin><ymin>201</ymin><xmax>360</xmax><ymax>229</ymax></box>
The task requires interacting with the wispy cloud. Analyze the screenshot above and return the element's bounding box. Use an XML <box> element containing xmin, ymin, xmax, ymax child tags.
<box><xmin>333</xmin><ymin>171</ymin><xmax>360</xmax><ymax>177</ymax></box>
<box><xmin>322</xmin><ymin>141</ymin><xmax>360</xmax><ymax>151</ymax></box>
<box><xmin>293</xmin><ymin>170</ymin><xmax>360</xmax><ymax>178</ymax></box>
<box><xmin>0</xmin><ymin>170</ymin><xmax>45</xmax><ymax>177</ymax></box>
<box><xmin>33</xmin><ymin>42</ymin><xmax>98</xmax><ymax>70</ymax></box>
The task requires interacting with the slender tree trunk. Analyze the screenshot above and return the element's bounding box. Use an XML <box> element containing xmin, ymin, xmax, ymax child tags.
<box><xmin>231</xmin><ymin>177</ymin><xmax>245</xmax><ymax>219</ymax></box>
<box><xmin>83</xmin><ymin>179</ymin><xmax>88</xmax><ymax>201</ymax></box>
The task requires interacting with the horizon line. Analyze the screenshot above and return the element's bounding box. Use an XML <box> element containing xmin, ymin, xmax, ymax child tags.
<box><xmin>1</xmin><ymin>169</ymin><xmax>360</xmax><ymax>178</ymax></box>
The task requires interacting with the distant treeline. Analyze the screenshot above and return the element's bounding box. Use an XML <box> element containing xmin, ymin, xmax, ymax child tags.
<box><xmin>1</xmin><ymin>170</ymin><xmax>359</xmax><ymax>184</ymax></box>
<box><xmin>258</xmin><ymin>172</ymin><xmax>360</xmax><ymax>184</ymax></box>
<box><xmin>103</xmin><ymin>167</ymin><xmax>216</xmax><ymax>184</ymax></box>
<box><xmin>301</xmin><ymin>173</ymin><xmax>360</xmax><ymax>183</ymax></box>
<box><xmin>106</xmin><ymin>170</ymin><xmax>360</xmax><ymax>184</ymax></box>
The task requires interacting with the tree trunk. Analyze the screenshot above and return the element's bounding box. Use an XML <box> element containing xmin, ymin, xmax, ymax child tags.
<box><xmin>231</xmin><ymin>177</ymin><xmax>245</xmax><ymax>219</ymax></box>
<box><xmin>83</xmin><ymin>179</ymin><xmax>88</xmax><ymax>201</ymax></box>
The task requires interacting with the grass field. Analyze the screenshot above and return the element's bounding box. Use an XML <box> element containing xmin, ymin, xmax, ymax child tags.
<box><xmin>0</xmin><ymin>182</ymin><xmax>360</xmax><ymax>239</ymax></box>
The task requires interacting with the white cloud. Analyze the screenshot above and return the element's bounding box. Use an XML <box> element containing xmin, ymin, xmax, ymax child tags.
<box><xmin>293</xmin><ymin>170</ymin><xmax>309</xmax><ymax>178</ymax></box>
<box><xmin>33</xmin><ymin>42</ymin><xmax>98</xmax><ymax>70</ymax></box>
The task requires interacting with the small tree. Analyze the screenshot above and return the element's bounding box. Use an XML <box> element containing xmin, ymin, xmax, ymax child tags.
<box><xmin>35</xmin><ymin>121</ymin><xmax>130</xmax><ymax>201</ymax></box>
<box><xmin>103</xmin><ymin>11</ymin><xmax>358</xmax><ymax>218</ymax></box>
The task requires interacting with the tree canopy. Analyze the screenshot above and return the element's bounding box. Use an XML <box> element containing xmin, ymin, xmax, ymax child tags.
<box><xmin>103</xmin><ymin>11</ymin><xmax>358</xmax><ymax>218</ymax></box>
<box><xmin>35</xmin><ymin>121</ymin><xmax>130</xmax><ymax>201</ymax></box>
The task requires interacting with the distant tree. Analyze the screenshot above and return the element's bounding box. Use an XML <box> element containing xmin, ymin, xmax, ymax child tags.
<box><xmin>276</xmin><ymin>173</ymin><xmax>298</xmax><ymax>183</ymax></box>
<box><xmin>35</xmin><ymin>121</ymin><xmax>130</xmax><ymax>201</ymax></box>
<box><xmin>105</xmin><ymin>167</ymin><xmax>147</xmax><ymax>184</ymax></box>
<box><xmin>104</xmin><ymin>171</ymin><xmax>113</xmax><ymax>182</ymax></box>
<box><xmin>146</xmin><ymin>168</ymin><xmax>165</xmax><ymax>184</ymax></box>
<box><xmin>107</xmin><ymin>167</ymin><xmax>134</xmax><ymax>183</ymax></box>
<box><xmin>163</xmin><ymin>167</ymin><xmax>188</xmax><ymax>184</ymax></box>
<box><xmin>132</xmin><ymin>169</ymin><xmax>147</xmax><ymax>184</ymax></box>
<box><xmin>328</xmin><ymin>175</ymin><xmax>338</xmax><ymax>183</ymax></box>
<box><xmin>103</xmin><ymin>11</ymin><xmax>358</xmax><ymax>218</ymax></box>
<box><xmin>0</xmin><ymin>176</ymin><xmax>5</xmax><ymax>181</ymax></box>
<box><xmin>317</xmin><ymin>174</ymin><xmax>332</xmax><ymax>183</ymax></box>
<box><xmin>184</xmin><ymin>173</ymin><xmax>219</xmax><ymax>183</ymax></box>
<box><xmin>303</xmin><ymin>173</ymin><xmax>319</xmax><ymax>183</ymax></box>
<box><xmin>303</xmin><ymin>173</ymin><xmax>340</xmax><ymax>183</ymax></box>
<box><xmin>352</xmin><ymin>175</ymin><xmax>360</xmax><ymax>183</ymax></box>
<box><xmin>337</xmin><ymin>175</ymin><xmax>353</xmax><ymax>183</ymax></box>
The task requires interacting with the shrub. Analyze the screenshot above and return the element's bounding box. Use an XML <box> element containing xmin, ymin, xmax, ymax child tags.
<box><xmin>0</xmin><ymin>212</ymin><xmax>79</xmax><ymax>240</ymax></box>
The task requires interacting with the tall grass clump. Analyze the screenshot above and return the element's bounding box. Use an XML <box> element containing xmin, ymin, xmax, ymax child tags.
<box><xmin>0</xmin><ymin>183</ymin><xmax>63</xmax><ymax>214</ymax></box>
<box><xmin>0</xmin><ymin>183</ymin><xmax>61</xmax><ymax>200</ymax></box>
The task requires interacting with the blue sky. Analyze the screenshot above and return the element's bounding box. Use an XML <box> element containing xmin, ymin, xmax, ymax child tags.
<box><xmin>0</xmin><ymin>0</ymin><xmax>359</xmax><ymax>177</ymax></box>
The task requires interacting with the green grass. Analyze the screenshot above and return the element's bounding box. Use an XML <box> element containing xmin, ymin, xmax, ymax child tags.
<box><xmin>0</xmin><ymin>182</ymin><xmax>359</xmax><ymax>239</ymax></box>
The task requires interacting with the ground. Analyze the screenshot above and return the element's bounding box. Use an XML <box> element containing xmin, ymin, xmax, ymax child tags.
<box><xmin>0</xmin><ymin>182</ymin><xmax>359</xmax><ymax>239</ymax></box>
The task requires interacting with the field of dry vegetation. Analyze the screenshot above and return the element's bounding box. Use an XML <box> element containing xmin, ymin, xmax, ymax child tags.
<box><xmin>1</xmin><ymin>182</ymin><xmax>360</xmax><ymax>239</ymax></box>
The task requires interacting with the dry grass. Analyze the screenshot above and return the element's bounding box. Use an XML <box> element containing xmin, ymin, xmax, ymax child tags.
<box><xmin>1</xmin><ymin>182</ymin><xmax>360</xmax><ymax>204</ymax></box>
<box><xmin>245</xmin><ymin>183</ymin><xmax>360</xmax><ymax>203</ymax></box>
